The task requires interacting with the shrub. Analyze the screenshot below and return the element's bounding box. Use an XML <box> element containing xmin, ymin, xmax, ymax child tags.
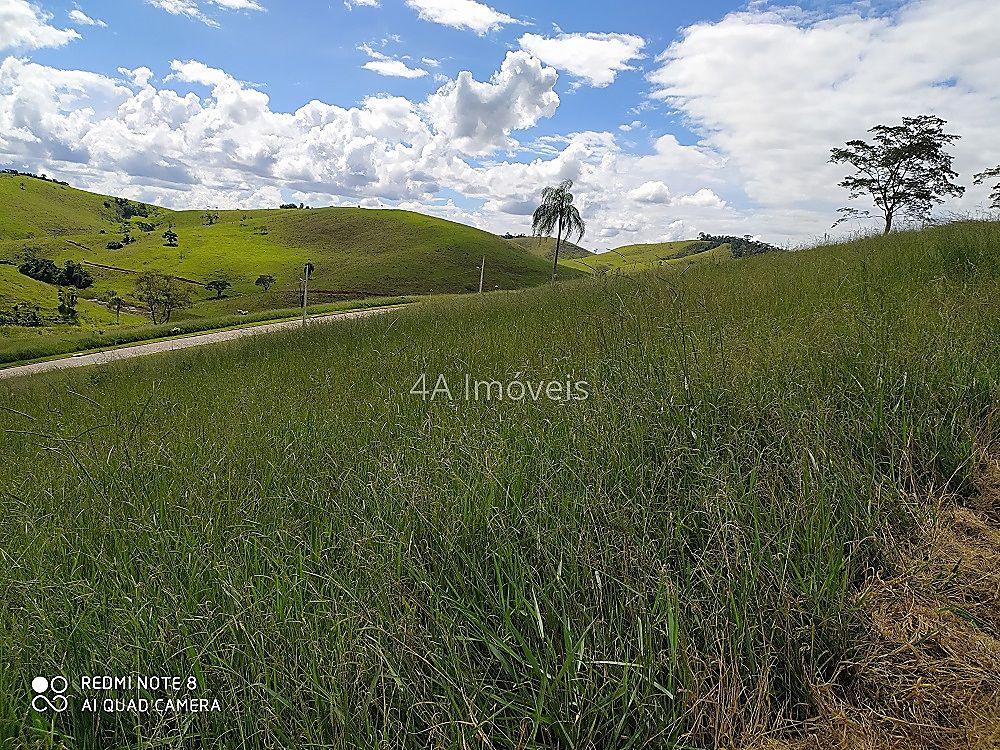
<box><xmin>18</xmin><ymin>257</ymin><xmax>94</xmax><ymax>289</ymax></box>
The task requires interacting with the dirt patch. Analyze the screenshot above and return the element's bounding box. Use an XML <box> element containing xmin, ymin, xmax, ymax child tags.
<box><xmin>769</xmin><ymin>455</ymin><xmax>1000</xmax><ymax>750</ymax></box>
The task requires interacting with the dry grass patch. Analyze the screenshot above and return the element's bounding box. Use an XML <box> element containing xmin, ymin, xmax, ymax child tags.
<box><xmin>772</xmin><ymin>455</ymin><xmax>1000</xmax><ymax>750</ymax></box>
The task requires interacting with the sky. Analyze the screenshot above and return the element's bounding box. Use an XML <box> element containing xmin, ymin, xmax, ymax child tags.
<box><xmin>0</xmin><ymin>0</ymin><xmax>998</xmax><ymax>249</ymax></box>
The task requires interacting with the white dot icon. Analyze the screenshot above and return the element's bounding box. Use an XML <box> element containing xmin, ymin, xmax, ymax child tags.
<box><xmin>31</xmin><ymin>677</ymin><xmax>49</xmax><ymax>694</ymax></box>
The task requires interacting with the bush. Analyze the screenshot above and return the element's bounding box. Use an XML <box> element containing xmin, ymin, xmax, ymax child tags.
<box><xmin>0</xmin><ymin>303</ymin><xmax>43</xmax><ymax>327</ymax></box>
<box><xmin>18</xmin><ymin>257</ymin><xmax>94</xmax><ymax>289</ymax></box>
<box><xmin>61</xmin><ymin>261</ymin><xmax>94</xmax><ymax>289</ymax></box>
<box><xmin>18</xmin><ymin>257</ymin><xmax>62</xmax><ymax>285</ymax></box>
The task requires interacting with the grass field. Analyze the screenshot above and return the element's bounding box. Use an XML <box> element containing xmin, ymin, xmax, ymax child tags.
<box><xmin>0</xmin><ymin>174</ymin><xmax>572</xmax><ymax>363</ymax></box>
<box><xmin>0</xmin><ymin>220</ymin><xmax>998</xmax><ymax>748</ymax></box>
<box><xmin>561</xmin><ymin>240</ymin><xmax>727</xmax><ymax>273</ymax></box>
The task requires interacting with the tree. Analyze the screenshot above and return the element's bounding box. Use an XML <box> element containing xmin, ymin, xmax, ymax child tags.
<box><xmin>255</xmin><ymin>274</ymin><xmax>276</xmax><ymax>292</ymax></box>
<box><xmin>205</xmin><ymin>278</ymin><xmax>232</xmax><ymax>299</ymax></box>
<box><xmin>973</xmin><ymin>166</ymin><xmax>1000</xmax><ymax>210</ymax></box>
<box><xmin>61</xmin><ymin>261</ymin><xmax>94</xmax><ymax>289</ymax></box>
<box><xmin>531</xmin><ymin>180</ymin><xmax>586</xmax><ymax>282</ymax></box>
<box><xmin>134</xmin><ymin>272</ymin><xmax>192</xmax><ymax>324</ymax></box>
<box><xmin>57</xmin><ymin>288</ymin><xmax>78</xmax><ymax>319</ymax></box>
<box><xmin>830</xmin><ymin>115</ymin><xmax>965</xmax><ymax>234</ymax></box>
<box><xmin>163</xmin><ymin>227</ymin><xmax>179</xmax><ymax>247</ymax></box>
<box><xmin>101</xmin><ymin>290</ymin><xmax>124</xmax><ymax>323</ymax></box>
<box><xmin>160</xmin><ymin>278</ymin><xmax>192</xmax><ymax>323</ymax></box>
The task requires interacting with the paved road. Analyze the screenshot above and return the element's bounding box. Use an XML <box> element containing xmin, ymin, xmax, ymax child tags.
<box><xmin>0</xmin><ymin>305</ymin><xmax>409</xmax><ymax>381</ymax></box>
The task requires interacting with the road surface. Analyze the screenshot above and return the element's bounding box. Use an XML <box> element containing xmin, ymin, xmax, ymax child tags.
<box><xmin>0</xmin><ymin>305</ymin><xmax>409</xmax><ymax>381</ymax></box>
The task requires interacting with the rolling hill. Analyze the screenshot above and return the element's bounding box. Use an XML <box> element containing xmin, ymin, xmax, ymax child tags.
<box><xmin>0</xmin><ymin>172</ymin><xmax>577</xmax><ymax>361</ymax></box>
<box><xmin>561</xmin><ymin>239</ymin><xmax>726</xmax><ymax>273</ymax></box>
<box><xmin>504</xmin><ymin>235</ymin><xmax>593</xmax><ymax>261</ymax></box>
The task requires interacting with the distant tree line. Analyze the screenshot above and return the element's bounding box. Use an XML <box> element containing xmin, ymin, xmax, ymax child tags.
<box><xmin>695</xmin><ymin>233</ymin><xmax>781</xmax><ymax>259</ymax></box>
<box><xmin>1</xmin><ymin>168</ymin><xmax>68</xmax><ymax>186</ymax></box>
<box><xmin>280</xmin><ymin>203</ymin><xmax>311</xmax><ymax>210</ymax></box>
<box><xmin>19</xmin><ymin>256</ymin><xmax>94</xmax><ymax>289</ymax></box>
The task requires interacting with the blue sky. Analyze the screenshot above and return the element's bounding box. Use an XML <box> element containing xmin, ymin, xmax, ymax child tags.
<box><xmin>1</xmin><ymin>0</ymin><xmax>998</xmax><ymax>247</ymax></box>
<box><xmin>28</xmin><ymin>0</ymin><xmax>730</xmax><ymax>145</ymax></box>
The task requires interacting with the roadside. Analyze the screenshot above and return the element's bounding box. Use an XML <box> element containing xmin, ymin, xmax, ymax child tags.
<box><xmin>0</xmin><ymin>304</ymin><xmax>411</xmax><ymax>380</ymax></box>
<box><xmin>769</xmin><ymin>452</ymin><xmax>1000</xmax><ymax>750</ymax></box>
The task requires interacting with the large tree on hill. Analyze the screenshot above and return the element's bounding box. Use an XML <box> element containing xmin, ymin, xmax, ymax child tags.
<box><xmin>532</xmin><ymin>180</ymin><xmax>586</xmax><ymax>283</ymax></box>
<box><xmin>830</xmin><ymin>115</ymin><xmax>965</xmax><ymax>234</ymax></box>
<box><xmin>974</xmin><ymin>166</ymin><xmax>1000</xmax><ymax>210</ymax></box>
<box><xmin>135</xmin><ymin>272</ymin><xmax>192</xmax><ymax>324</ymax></box>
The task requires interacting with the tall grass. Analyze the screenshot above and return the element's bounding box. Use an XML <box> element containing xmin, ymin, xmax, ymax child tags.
<box><xmin>0</xmin><ymin>221</ymin><xmax>998</xmax><ymax>749</ymax></box>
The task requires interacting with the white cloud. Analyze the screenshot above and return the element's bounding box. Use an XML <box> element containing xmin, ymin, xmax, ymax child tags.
<box><xmin>146</xmin><ymin>0</ymin><xmax>263</xmax><ymax>26</ymax></box>
<box><xmin>674</xmin><ymin>188</ymin><xmax>726</xmax><ymax>209</ymax></box>
<box><xmin>519</xmin><ymin>32</ymin><xmax>645</xmax><ymax>87</ymax></box>
<box><xmin>404</xmin><ymin>0</ymin><xmax>522</xmax><ymax>35</ymax></box>
<box><xmin>630</xmin><ymin>180</ymin><xmax>671</xmax><ymax>204</ymax></box>
<box><xmin>68</xmin><ymin>8</ymin><xmax>107</xmax><ymax>27</ymax></box>
<box><xmin>345</xmin><ymin>0</ymin><xmax>379</xmax><ymax>7</ymax></box>
<box><xmin>209</xmin><ymin>0</ymin><xmax>263</xmax><ymax>8</ymax></box>
<box><xmin>0</xmin><ymin>0</ymin><xmax>80</xmax><ymax>50</ymax></box>
<box><xmin>647</xmin><ymin>0</ymin><xmax>1000</xmax><ymax>236</ymax></box>
<box><xmin>0</xmin><ymin>52</ymin><xmax>567</xmax><ymax>212</ymax></box>
<box><xmin>4</xmin><ymin>0</ymin><xmax>996</xmax><ymax>248</ymax></box>
<box><xmin>424</xmin><ymin>51</ymin><xmax>559</xmax><ymax>155</ymax></box>
<box><xmin>360</xmin><ymin>44</ymin><xmax>428</xmax><ymax>78</ymax></box>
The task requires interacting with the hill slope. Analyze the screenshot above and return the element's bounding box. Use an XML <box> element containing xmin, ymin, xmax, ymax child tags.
<box><xmin>561</xmin><ymin>240</ymin><xmax>724</xmax><ymax>273</ymax></box>
<box><xmin>504</xmin><ymin>235</ymin><xmax>592</xmax><ymax>261</ymax></box>
<box><xmin>0</xmin><ymin>173</ymin><xmax>575</xmax><ymax>360</ymax></box>
<box><xmin>0</xmin><ymin>174</ymin><xmax>565</xmax><ymax>306</ymax></box>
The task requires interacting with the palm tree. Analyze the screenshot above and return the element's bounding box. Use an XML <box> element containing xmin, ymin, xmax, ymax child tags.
<box><xmin>532</xmin><ymin>180</ymin><xmax>586</xmax><ymax>283</ymax></box>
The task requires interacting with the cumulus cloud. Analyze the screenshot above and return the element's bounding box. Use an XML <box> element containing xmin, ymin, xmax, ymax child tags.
<box><xmin>647</xmin><ymin>0</ymin><xmax>1000</xmax><ymax>234</ymax></box>
<box><xmin>674</xmin><ymin>188</ymin><xmax>726</xmax><ymax>209</ymax></box>
<box><xmin>424</xmin><ymin>51</ymin><xmax>559</xmax><ymax>155</ymax></box>
<box><xmin>404</xmin><ymin>0</ymin><xmax>522</xmax><ymax>35</ymax></box>
<box><xmin>5</xmin><ymin>0</ymin><xmax>994</xmax><ymax>248</ymax></box>
<box><xmin>0</xmin><ymin>0</ymin><xmax>80</xmax><ymax>50</ymax></box>
<box><xmin>359</xmin><ymin>44</ymin><xmax>428</xmax><ymax>78</ymax></box>
<box><xmin>630</xmin><ymin>180</ymin><xmax>671</xmax><ymax>204</ymax></box>
<box><xmin>519</xmin><ymin>32</ymin><xmax>645</xmax><ymax>87</ymax></box>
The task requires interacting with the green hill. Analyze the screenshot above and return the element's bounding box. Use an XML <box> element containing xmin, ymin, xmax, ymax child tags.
<box><xmin>561</xmin><ymin>239</ymin><xmax>725</xmax><ymax>273</ymax></box>
<box><xmin>504</xmin><ymin>235</ymin><xmax>592</xmax><ymax>261</ymax></box>
<box><xmin>0</xmin><ymin>172</ymin><xmax>576</xmax><ymax>361</ymax></box>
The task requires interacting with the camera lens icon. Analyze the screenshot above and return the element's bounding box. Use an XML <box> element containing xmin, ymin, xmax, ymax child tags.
<box><xmin>31</xmin><ymin>676</ymin><xmax>68</xmax><ymax>713</ymax></box>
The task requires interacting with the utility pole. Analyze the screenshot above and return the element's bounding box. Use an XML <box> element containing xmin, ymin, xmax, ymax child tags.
<box><xmin>479</xmin><ymin>257</ymin><xmax>486</xmax><ymax>294</ymax></box>
<box><xmin>302</xmin><ymin>262</ymin><xmax>315</xmax><ymax>326</ymax></box>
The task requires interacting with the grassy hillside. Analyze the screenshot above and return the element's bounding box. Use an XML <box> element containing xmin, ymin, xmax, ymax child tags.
<box><xmin>0</xmin><ymin>173</ymin><xmax>113</xmax><ymax>240</ymax></box>
<box><xmin>562</xmin><ymin>239</ymin><xmax>725</xmax><ymax>273</ymax></box>
<box><xmin>1</xmin><ymin>221</ymin><xmax>998</xmax><ymax>748</ymax></box>
<box><xmin>0</xmin><ymin>173</ymin><xmax>571</xmax><ymax>362</ymax></box>
<box><xmin>505</xmin><ymin>235</ymin><xmax>592</xmax><ymax>260</ymax></box>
